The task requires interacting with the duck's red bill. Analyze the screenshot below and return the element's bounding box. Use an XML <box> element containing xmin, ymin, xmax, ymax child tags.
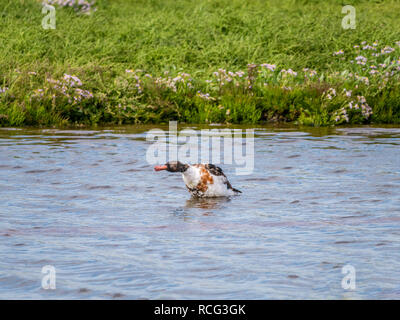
<box><xmin>154</xmin><ymin>165</ymin><xmax>167</xmax><ymax>171</ymax></box>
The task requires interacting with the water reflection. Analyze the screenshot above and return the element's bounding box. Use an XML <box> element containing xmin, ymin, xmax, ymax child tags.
<box><xmin>185</xmin><ymin>197</ymin><xmax>232</xmax><ymax>210</ymax></box>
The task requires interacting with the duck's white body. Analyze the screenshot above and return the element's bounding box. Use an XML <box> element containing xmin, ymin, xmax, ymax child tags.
<box><xmin>182</xmin><ymin>164</ymin><xmax>239</xmax><ymax>198</ymax></box>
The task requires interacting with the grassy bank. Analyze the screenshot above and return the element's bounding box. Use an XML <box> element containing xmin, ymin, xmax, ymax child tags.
<box><xmin>0</xmin><ymin>0</ymin><xmax>400</xmax><ymax>127</ymax></box>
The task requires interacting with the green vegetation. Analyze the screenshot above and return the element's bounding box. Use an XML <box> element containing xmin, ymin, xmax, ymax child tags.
<box><xmin>0</xmin><ymin>0</ymin><xmax>400</xmax><ymax>127</ymax></box>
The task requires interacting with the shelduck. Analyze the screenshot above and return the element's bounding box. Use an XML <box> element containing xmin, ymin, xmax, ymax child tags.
<box><xmin>154</xmin><ymin>161</ymin><xmax>241</xmax><ymax>197</ymax></box>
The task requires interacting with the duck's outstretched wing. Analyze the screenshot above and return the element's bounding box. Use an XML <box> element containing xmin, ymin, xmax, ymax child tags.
<box><xmin>205</xmin><ymin>164</ymin><xmax>242</xmax><ymax>193</ymax></box>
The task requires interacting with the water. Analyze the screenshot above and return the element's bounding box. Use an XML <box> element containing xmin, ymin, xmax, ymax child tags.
<box><xmin>0</xmin><ymin>125</ymin><xmax>399</xmax><ymax>299</ymax></box>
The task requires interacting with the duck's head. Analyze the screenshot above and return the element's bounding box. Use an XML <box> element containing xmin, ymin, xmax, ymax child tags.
<box><xmin>154</xmin><ymin>161</ymin><xmax>189</xmax><ymax>173</ymax></box>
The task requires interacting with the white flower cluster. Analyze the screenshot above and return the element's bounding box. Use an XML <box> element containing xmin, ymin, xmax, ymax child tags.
<box><xmin>0</xmin><ymin>87</ymin><xmax>9</xmax><ymax>94</ymax></box>
<box><xmin>197</xmin><ymin>91</ymin><xmax>215</xmax><ymax>101</ymax></box>
<box><xmin>44</xmin><ymin>0</ymin><xmax>96</xmax><ymax>15</ymax></box>
<box><xmin>33</xmin><ymin>74</ymin><xmax>93</xmax><ymax>104</ymax></box>
<box><xmin>260</xmin><ymin>63</ymin><xmax>276</xmax><ymax>72</ymax></box>
<box><xmin>153</xmin><ymin>72</ymin><xmax>192</xmax><ymax>92</ymax></box>
<box><xmin>325</xmin><ymin>88</ymin><xmax>336</xmax><ymax>100</ymax></box>
<box><xmin>280</xmin><ymin>69</ymin><xmax>297</xmax><ymax>77</ymax></box>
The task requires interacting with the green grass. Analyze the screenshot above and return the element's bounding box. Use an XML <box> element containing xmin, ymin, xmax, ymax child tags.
<box><xmin>0</xmin><ymin>0</ymin><xmax>400</xmax><ymax>126</ymax></box>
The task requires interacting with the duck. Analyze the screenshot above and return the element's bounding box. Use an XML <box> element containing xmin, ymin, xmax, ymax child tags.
<box><xmin>154</xmin><ymin>161</ymin><xmax>241</xmax><ymax>198</ymax></box>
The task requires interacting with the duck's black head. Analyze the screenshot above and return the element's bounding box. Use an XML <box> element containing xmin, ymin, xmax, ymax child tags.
<box><xmin>154</xmin><ymin>161</ymin><xmax>189</xmax><ymax>173</ymax></box>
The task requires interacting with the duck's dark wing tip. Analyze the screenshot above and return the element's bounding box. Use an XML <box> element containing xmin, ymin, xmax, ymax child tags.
<box><xmin>204</xmin><ymin>163</ymin><xmax>226</xmax><ymax>176</ymax></box>
<box><xmin>232</xmin><ymin>188</ymin><xmax>242</xmax><ymax>193</ymax></box>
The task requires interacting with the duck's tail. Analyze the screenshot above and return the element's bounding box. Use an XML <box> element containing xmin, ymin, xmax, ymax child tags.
<box><xmin>232</xmin><ymin>188</ymin><xmax>242</xmax><ymax>193</ymax></box>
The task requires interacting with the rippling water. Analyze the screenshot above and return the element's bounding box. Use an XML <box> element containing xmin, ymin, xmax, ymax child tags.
<box><xmin>1</xmin><ymin>125</ymin><xmax>399</xmax><ymax>299</ymax></box>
